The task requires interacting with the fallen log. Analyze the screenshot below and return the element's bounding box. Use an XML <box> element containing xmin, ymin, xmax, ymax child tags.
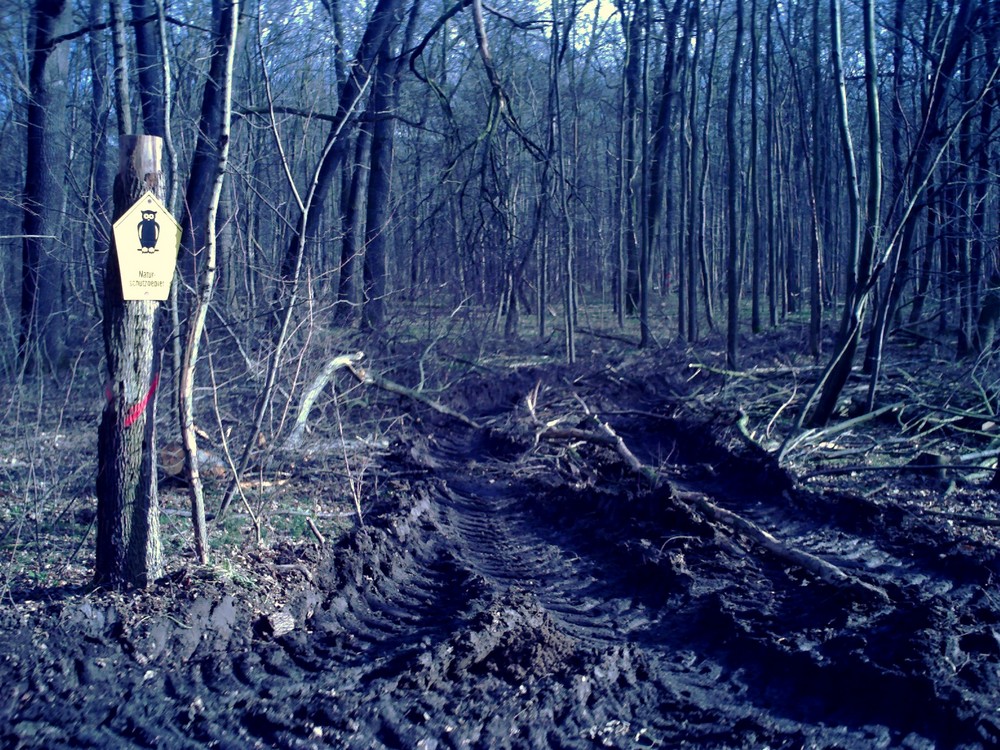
<box><xmin>529</xmin><ymin>393</ymin><xmax>890</xmax><ymax>604</ymax></box>
<box><xmin>673</xmin><ymin>490</ymin><xmax>889</xmax><ymax>603</ymax></box>
<box><xmin>345</xmin><ymin>363</ymin><xmax>481</xmax><ymax>430</ymax></box>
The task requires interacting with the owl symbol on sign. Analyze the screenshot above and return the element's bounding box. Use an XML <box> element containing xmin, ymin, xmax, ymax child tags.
<box><xmin>138</xmin><ymin>210</ymin><xmax>159</xmax><ymax>253</ymax></box>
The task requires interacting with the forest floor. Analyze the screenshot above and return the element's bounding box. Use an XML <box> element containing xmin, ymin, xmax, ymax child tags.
<box><xmin>1</xmin><ymin>321</ymin><xmax>1000</xmax><ymax>749</ymax></box>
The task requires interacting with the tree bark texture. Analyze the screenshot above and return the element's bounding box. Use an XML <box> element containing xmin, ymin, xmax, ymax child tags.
<box><xmin>178</xmin><ymin>0</ymin><xmax>240</xmax><ymax>288</ymax></box>
<box><xmin>95</xmin><ymin>135</ymin><xmax>165</xmax><ymax>589</ymax></box>
<box><xmin>334</xmin><ymin>125</ymin><xmax>371</xmax><ymax>325</ymax></box>
<box><xmin>130</xmin><ymin>0</ymin><xmax>166</xmax><ymax>136</ymax></box>
<box><xmin>361</xmin><ymin>51</ymin><xmax>397</xmax><ymax>332</ymax></box>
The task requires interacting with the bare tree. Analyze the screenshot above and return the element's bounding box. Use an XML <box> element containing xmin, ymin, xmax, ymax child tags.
<box><xmin>178</xmin><ymin>0</ymin><xmax>241</xmax><ymax>566</ymax></box>
<box><xmin>725</xmin><ymin>0</ymin><xmax>744</xmax><ymax>369</ymax></box>
<box><xmin>797</xmin><ymin>0</ymin><xmax>880</xmax><ymax>428</ymax></box>
<box><xmin>363</xmin><ymin>0</ymin><xmax>421</xmax><ymax>332</ymax></box>
<box><xmin>19</xmin><ymin>0</ymin><xmax>71</xmax><ymax>374</ymax></box>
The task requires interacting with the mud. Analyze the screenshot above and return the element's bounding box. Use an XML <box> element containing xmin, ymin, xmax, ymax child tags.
<box><xmin>3</xmin><ymin>363</ymin><xmax>1000</xmax><ymax>749</ymax></box>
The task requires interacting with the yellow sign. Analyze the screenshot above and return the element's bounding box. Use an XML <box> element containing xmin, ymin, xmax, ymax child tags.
<box><xmin>112</xmin><ymin>191</ymin><xmax>181</xmax><ymax>301</ymax></box>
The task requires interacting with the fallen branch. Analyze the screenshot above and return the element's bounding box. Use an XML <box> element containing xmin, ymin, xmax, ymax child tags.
<box><xmin>346</xmin><ymin>363</ymin><xmax>481</xmax><ymax>430</ymax></box>
<box><xmin>572</xmin><ymin>394</ymin><xmax>656</xmax><ymax>483</ymax></box>
<box><xmin>576</xmin><ymin>327</ymin><xmax>637</xmax><ymax>346</ymax></box>
<box><xmin>801</xmin><ymin>462</ymin><xmax>994</xmax><ymax>482</ymax></box>
<box><xmin>916</xmin><ymin>508</ymin><xmax>1000</xmax><ymax>527</ymax></box>
<box><xmin>284</xmin><ymin>352</ymin><xmax>366</xmax><ymax>449</ymax></box>
<box><xmin>688</xmin><ymin>363</ymin><xmax>820</xmax><ymax>379</ymax></box>
<box><xmin>524</xmin><ymin>386</ymin><xmax>656</xmax><ymax>483</ymax></box>
<box><xmin>778</xmin><ymin>403</ymin><xmax>903</xmax><ymax>462</ymax></box>
<box><xmin>958</xmin><ymin>446</ymin><xmax>1000</xmax><ymax>463</ymax></box>
<box><xmin>674</xmin><ymin>490</ymin><xmax>889</xmax><ymax>603</ymax></box>
<box><xmin>528</xmin><ymin>392</ymin><xmax>889</xmax><ymax>604</ymax></box>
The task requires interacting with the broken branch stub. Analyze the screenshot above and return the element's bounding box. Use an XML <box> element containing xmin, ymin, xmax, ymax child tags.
<box><xmin>284</xmin><ymin>352</ymin><xmax>366</xmax><ymax>449</ymax></box>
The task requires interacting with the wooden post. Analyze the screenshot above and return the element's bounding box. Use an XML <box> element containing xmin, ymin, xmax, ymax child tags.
<box><xmin>95</xmin><ymin>135</ymin><xmax>164</xmax><ymax>588</ymax></box>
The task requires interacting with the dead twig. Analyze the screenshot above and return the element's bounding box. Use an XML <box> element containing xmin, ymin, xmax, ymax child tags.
<box><xmin>306</xmin><ymin>517</ymin><xmax>326</xmax><ymax>545</ymax></box>
<box><xmin>345</xmin><ymin>363</ymin><xmax>481</xmax><ymax>430</ymax></box>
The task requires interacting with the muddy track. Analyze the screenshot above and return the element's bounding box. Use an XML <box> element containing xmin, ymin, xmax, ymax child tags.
<box><xmin>3</xmin><ymin>372</ymin><xmax>1000</xmax><ymax>749</ymax></box>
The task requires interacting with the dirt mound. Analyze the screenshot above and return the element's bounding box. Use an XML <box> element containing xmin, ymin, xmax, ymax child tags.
<box><xmin>2</xmin><ymin>364</ymin><xmax>1000</xmax><ymax>748</ymax></box>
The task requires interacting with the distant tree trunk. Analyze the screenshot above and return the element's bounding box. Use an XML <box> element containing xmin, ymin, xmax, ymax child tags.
<box><xmin>642</xmin><ymin>0</ymin><xmax>685</xmax><ymax>348</ymax></box>
<box><xmin>764</xmin><ymin>0</ymin><xmax>778</xmax><ymax>327</ymax></box>
<box><xmin>696</xmin><ymin>0</ymin><xmax>721</xmax><ymax>333</ymax></box>
<box><xmin>95</xmin><ymin>135</ymin><xmax>165</xmax><ymax>589</ymax></box>
<box><xmin>178</xmin><ymin>0</ymin><xmax>241</xmax><ymax>287</ymax></box>
<box><xmin>807</xmin><ymin>0</ymin><xmax>824</xmax><ymax>358</ymax></box>
<box><xmin>863</xmin><ymin>0</ymin><xmax>978</xmax><ymax>386</ymax></box>
<box><xmin>614</xmin><ymin>63</ymin><xmax>627</xmax><ymax>329</ymax></box>
<box><xmin>334</xmin><ymin>128</ymin><xmax>371</xmax><ymax>325</ymax></box>
<box><xmin>749</xmin><ymin>0</ymin><xmax>762</xmax><ymax>334</ymax></box>
<box><xmin>620</xmin><ymin>0</ymin><xmax>642</xmax><ymax>316</ymax></box>
<box><xmin>907</xmin><ymin>181</ymin><xmax>937</xmax><ymax>325</ymax></box>
<box><xmin>766</xmin><ymin>106</ymin><xmax>778</xmax><ymax>325</ymax></box>
<box><xmin>971</xmin><ymin>76</ymin><xmax>996</xmax><ymax>354</ymax></box>
<box><xmin>85</xmin><ymin>0</ymin><xmax>112</xmax><ymax>317</ymax></box>
<box><xmin>549</xmin><ymin>0</ymin><xmax>577</xmax><ymax>362</ymax></box>
<box><xmin>802</xmin><ymin>0</ymin><xmax>880</xmax><ymax>427</ymax></box>
<box><xmin>274</xmin><ymin>0</ymin><xmax>405</xmax><ymax>330</ymax></box>
<box><xmin>675</xmin><ymin>59</ymin><xmax>688</xmax><ymax>338</ymax></box>
<box><xmin>684</xmin><ymin>0</ymin><xmax>702</xmax><ymax>342</ymax></box>
<box><xmin>362</xmin><ymin>0</ymin><xmax>418</xmax><ymax>332</ymax></box>
<box><xmin>361</xmin><ymin>55</ymin><xmax>395</xmax><ymax>333</ymax></box>
<box><xmin>725</xmin><ymin>0</ymin><xmax>744</xmax><ymax>369</ymax></box>
<box><xmin>955</xmin><ymin>62</ymin><xmax>975</xmax><ymax>358</ymax></box>
<box><xmin>19</xmin><ymin>0</ymin><xmax>71</xmax><ymax>374</ymax></box>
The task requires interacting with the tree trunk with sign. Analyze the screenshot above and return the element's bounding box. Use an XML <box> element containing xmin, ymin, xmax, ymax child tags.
<box><xmin>95</xmin><ymin>135</ymin><xmax>164</xmax><ymax>589</ymax></box>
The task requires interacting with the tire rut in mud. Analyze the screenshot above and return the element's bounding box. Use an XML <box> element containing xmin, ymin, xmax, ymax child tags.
<box><xmin>240</xmin><ymin>414</ymin><xmax>993</xmax><ymax>749</ymax></box>
<box><xmin>4</xmin><ymin>377</ymin><xmax>1000</xmax><ymax>749</ymax></box>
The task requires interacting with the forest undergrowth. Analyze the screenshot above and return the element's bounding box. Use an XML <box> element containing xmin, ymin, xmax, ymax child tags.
<box><xmin>1</xmin><ymin>309</ymin><xmax>1000</xmax><ymax>747</ymax></box>
<box><xmin>1</xmin><ymin>310</ymin><xmax>998</xmax><ymax>603</ymax></box>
